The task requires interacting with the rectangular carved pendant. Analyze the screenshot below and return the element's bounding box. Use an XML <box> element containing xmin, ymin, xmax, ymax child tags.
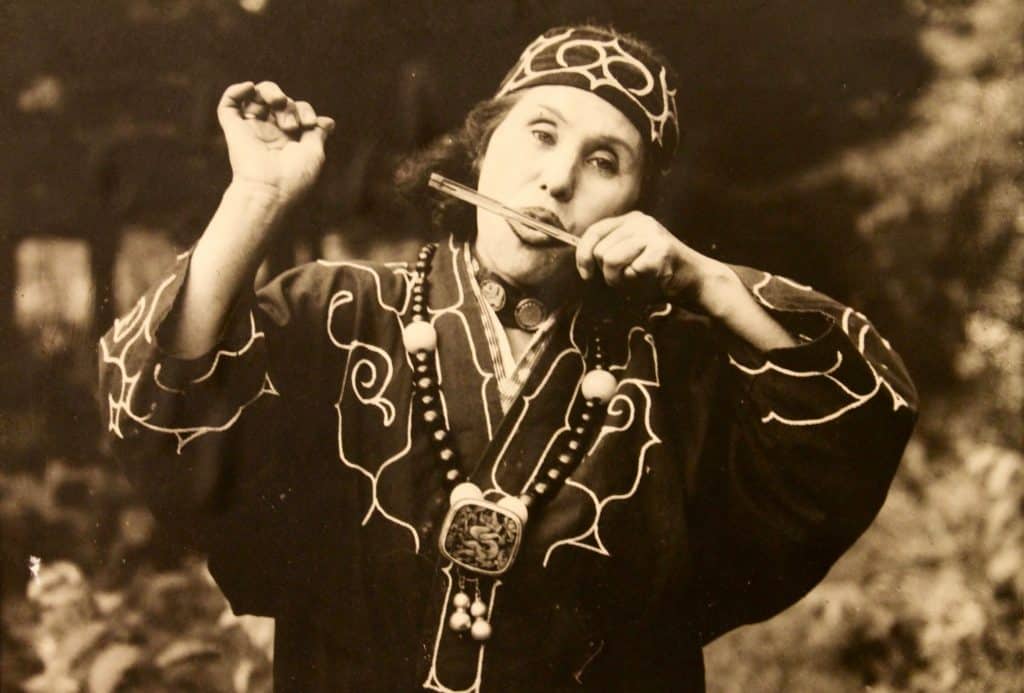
<box><xmin>438</xmin><ymin>499</ymin><xmax>524</xmax><ymax>576</ymax></box>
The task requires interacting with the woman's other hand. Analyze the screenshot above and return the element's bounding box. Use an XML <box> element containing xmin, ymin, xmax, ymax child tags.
<box><xmin>575</xmin><ymin>211</ymin><xmax>723</xmax><ymax>306</ymax></box>
<box><xmin>575</xmin><ymin>211</ymin><xmax>797</xmax><ymax>352</ymax></box>
<box><xmin>217</xmin><ymin>81</ymin><xmax>336</xmax><ymax>209</ymax></box>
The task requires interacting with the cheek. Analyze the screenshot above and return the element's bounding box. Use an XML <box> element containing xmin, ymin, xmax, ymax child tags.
<box><xmin>581</xmin><ymin>180</ymin><xmax>642</xmax><ymax>222</ymax></box>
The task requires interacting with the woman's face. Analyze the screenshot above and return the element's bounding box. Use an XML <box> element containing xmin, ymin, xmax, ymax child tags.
<box><xmin>473</xmin><ymin>85</ymin><xmax>645</xmax><ymax>290</ymax></box>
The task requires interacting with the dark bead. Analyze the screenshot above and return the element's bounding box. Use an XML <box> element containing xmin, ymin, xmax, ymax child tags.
<box><xmin>438</xmin><ymin>447</ymin><xmax>456</xmax><ymax>464</ymax></box>
<box><xmin>547</xmin><ymin>468</ymin><xmax>561</xmax><ymax>480</ymax></box>
<box><xmin>557</xmin><ymin>453</ymin><xmax>574</xmax><ymax>466</ymax></box>
<box><xmin>532</xmin><ymin>481</ymin><xmax>550</xmax><ymax>496</ymax></box>
<box><xmin>423</xmin><ymin>409</ymin><xmax>440</xmax><ymax>424</ymax></box>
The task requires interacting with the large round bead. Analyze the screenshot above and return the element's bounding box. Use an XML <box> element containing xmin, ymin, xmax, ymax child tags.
<box><xmin>449</xmin><ymin>610</ymin><xmax>472</xmax><ymax>632</ymax></box>
<box><xmin>450</xmin><ymin>482</ymin><xmax>484</xmax><ymax>505</ymax></box>
<box><xmin>452</xmin><ymin>592</ymin><xmax>471</xmax><ymax>609</ymax></box>
<box><xmin>497</xmin><ymin>495</ymin><xmax>529</xmax><ymax>523</ymax></box>
<box><xmin>403</xmin><ymin>321</ymin><xmax>437</xmax><ymax>353</ymax></box>
<box><xmin>581</xmin><ymin>368</ymin><xmax>617</xmax><ymax>403</ymax></box>
<box><xmin>469</xmin><ymin>599</ymin><xmax>488</xmax><ymax>618</ymax></box>
<box><xmin>470</xmin><ymin>618</ymin><xmax>492</xmax><ymax>641</ymax></box>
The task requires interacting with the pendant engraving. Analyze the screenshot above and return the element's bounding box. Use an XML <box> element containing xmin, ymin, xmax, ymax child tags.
<box><xmin>479</xmin><ymin>279</ymin><xmax>507</xmax><ymax>312</ymax></box>
<box><xmin>439</xmin><ymin>499</ymin><xmax>523</xmax><ymax>576</ymax></box>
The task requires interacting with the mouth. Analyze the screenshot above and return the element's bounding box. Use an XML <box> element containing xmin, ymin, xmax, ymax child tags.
<box><xmin>507</xmin><ymin>207</ymin><xmax>569</xmax><ymax>247</ymax></box>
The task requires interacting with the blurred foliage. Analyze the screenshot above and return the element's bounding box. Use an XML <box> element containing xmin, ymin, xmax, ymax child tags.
<box><xmin>8</xmin><ymin>559</ymin><xmax>272</xmax><ymax>692</ymax></box>
<box><xmin>2</xmin><ymin>0</ymin><xmax>1021</xmax><ymax>691</ymax></box>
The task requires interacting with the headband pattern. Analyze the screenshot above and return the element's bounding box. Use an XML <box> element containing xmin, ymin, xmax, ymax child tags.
<box><xmin>496</xmin><ymin>27</ymin><xmax>679</xmax><ymax>169</ymax></box>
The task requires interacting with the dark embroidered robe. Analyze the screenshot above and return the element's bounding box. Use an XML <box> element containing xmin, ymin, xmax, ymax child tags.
<box><xmin>99</xmin><ymin>237</ymin><xmax>917</xmax><ymax>692</ymax></box>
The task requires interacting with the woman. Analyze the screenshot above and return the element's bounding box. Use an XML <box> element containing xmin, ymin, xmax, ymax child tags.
<box><xmin>99</xmin><ymin>25</ymin><xmax>917</xmax><ymax>692</ymax></box>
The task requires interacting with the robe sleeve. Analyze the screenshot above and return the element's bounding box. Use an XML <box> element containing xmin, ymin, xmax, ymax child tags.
<box><xmin>98</xmin><ymin>251</ymin><xmax>346</xmax><ymax>615</ymax></box>
<box><xmin>683</xmin><ymin>266</ymin><xmax>918</xmax><ymax>643</ymax></box>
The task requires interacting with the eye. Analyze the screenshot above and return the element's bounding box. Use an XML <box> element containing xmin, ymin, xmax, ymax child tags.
<box><xmin>588</xmin><ymin>153</ymin><xmax>619</xmax><ymax>175</ymax></box>
<box><xmin>531</xmin><ymin>128</ymin><xmax>556</xmax><ymax>146</ymax></box>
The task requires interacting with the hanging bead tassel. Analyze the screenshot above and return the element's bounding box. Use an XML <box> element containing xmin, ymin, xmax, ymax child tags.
<box><xmin>448</xmin><ymin>590</ymin><xmax>472</xmax><ymax>633</ymax></box>
<box><xmin>469</xmin><ymin>591</ymin><xmax>491</xmax><ymax>641</ymax></box>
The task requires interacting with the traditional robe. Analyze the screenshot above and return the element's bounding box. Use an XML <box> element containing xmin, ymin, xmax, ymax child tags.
<box><xmin>99</xmin><ymin>237</ymin><xmax>917</xmax><ymax>692</ymax></box>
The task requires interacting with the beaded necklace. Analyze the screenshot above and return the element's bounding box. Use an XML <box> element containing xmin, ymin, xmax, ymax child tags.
<box><xmin>402</xmin><ymin>243</ymin><xmax>618</xmax><ymax>642</ymax></box>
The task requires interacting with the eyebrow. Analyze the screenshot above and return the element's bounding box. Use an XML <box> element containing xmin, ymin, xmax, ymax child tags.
<box><xmin>533</xmin><ymin>104</ymin><xmax>641</xmax><ymax>161</ymax></box>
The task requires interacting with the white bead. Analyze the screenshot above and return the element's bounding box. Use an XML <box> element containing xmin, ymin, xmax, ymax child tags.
<box><xmin>403</xmin><ymin>321</ymin><xmax>437</xmax><ymax>353</ymax></box>
<box><xmin>581</xmin><ymin>369</ymin><xmax>617</xmax><ymax>403</ymax></box>
<box><xmin>496</xmin><ymin>495</ymin><xmax>529</xmax><ymax>524</ymax></box>
<box><xmin>450</xmin><ymin>482</ymin><xmax>484</xmax><ymax>505</ymax></box>
<box><xmin>470</xmin><ymin>618</ymin><xmax>492</xmax><ymax>641</ymax></box>
<box><xmin>449</xmin><ymin>610</ymin><xmax>471</xmax><ymax>632</ymax></box>
<box><xmin>469</xmin><ymin>599</ymin><xmax>488</xmax><ymax>618</ymax></box>
<box><xmin>452</xmin><ymin>591</ymin><xmax>471</xmax><ymax>609</ymax></box>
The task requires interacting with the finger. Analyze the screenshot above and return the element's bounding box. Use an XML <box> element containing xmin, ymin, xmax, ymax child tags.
<box><xmin>316</xmin><ymin>115</ymin><xmax>336</xmax><ymax>134</ymax></box>
<box><xmin>217</xmin><ymin>82</ymin><xmax>257</xmax><ymax>129</ymax></box>
<box><xmin>243</xmin><ymin>100</ymin><xmax>269</xmax><ymax>120</ymax></box>
<box><xmin>273</xmin><ymin>98</ymin><xmax>302</xmax><ymax>134</ymax></box>
<box><xmin>294</xmin><ymin>101</ymin><xmax>318</xmax><ymax>129</ymax></box>
<box><xmin>254</xmin><ymin>81</ymin><xmax>289</xmax><ymax>109</ymax></box>
<box><xmin>299</xmin><ymin>117</ymin><xmax>335</xmax><ymax>149</ymax></box>
<box><xmin>598</xmin><ymin>237</ymin><xmax>644</xmax><ymax>287</ymax></box>
<box><xmin>218</xmin><ymin>81</ymin><xmax>256</xmax><ymax>109</ymax></box>
<box><xmin>595</xmin><ymin>233</ymin><xmax>644</xmax><ymax>273</ymax></box>
<box><xmin>575</xmin><ymin>215</ymin><xmax>627</xmax><ymax>280</ymax></box>
<box><xmin>630</xmin><ymin>242</ymin><xmax>689</xmax><ymax>297</ymax></box>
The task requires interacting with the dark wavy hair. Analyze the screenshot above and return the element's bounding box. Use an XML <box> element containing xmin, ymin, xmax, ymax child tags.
<box><xmin>394</xmin><ymin>26</ymin><xmax>671</xmax><ymax>239</ymax></box>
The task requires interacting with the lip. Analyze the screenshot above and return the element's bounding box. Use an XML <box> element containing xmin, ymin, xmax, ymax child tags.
<box><xmin>507</xmin><ymin>207</ymin><xmax>569</xmax><ymax>247</ymax></box>
<box><xmin>518</xmin><ymin>206</ymin><xmax>567</xmax><ymax>230</ymax></box>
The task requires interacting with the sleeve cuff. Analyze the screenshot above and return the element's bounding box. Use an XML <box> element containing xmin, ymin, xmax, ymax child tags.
<box><xmin>149</xmin><ymin>252</ymin><xmax>260</xmax><ymax>392</ymax></box>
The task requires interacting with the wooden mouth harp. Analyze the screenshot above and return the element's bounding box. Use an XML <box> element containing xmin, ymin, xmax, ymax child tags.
<box><xmin>428</xmin><ymin>173</ymin><xmax>578</xmax><ymax>247</ymax></box>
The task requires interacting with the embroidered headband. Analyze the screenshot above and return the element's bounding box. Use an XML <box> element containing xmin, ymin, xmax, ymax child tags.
<box><xmin>495</xmin><ymin>26</ymin><xmax>680</xmax><ymax>171</ymax></box>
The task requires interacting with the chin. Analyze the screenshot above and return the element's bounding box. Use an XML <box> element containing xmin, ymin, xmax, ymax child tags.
<box><xmin>502</xmin><ymin>248</ymin><xmax>575</xmax><ymax>289</ymax></box>
<box><xmin>475</xmin><ymin>224</ymin><xmax>575</xmax><ymax>289</ymax></box>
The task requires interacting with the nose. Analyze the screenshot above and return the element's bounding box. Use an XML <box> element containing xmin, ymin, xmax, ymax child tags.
<box><xmin>539</xmin><ymin>151</ymin><xmax>576</xmax><ymax>203</ymax></box>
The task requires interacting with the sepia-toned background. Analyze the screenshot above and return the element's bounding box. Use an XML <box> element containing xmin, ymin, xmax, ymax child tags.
<box><xmin>2</xmin><ymin>1</ymin><xmax>1021</xmax><ymax>691</ymax></box>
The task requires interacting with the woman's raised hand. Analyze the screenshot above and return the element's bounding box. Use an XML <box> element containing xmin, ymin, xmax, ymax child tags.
<box><xmin>163</xmin><ymin>82</ymin><xmax>334</xmax><ymax>358</ymax></box>
<box><xmin>217</xmin><ymin>81</ymin><xmax>336</xmax><ymax>208</ymax></box>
